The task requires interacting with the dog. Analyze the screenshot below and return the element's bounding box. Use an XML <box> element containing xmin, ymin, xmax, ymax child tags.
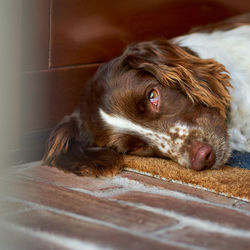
<box><xmin>43</xmin><ymin>13</ymin><xmax>250</xmax><ymax>176</ymax></box>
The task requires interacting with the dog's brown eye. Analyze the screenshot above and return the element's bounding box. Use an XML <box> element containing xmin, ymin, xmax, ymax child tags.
<box><xmin>148</xmin><ymin>89</ymin><xmax>160</xmax><ymax>109</ymax></box>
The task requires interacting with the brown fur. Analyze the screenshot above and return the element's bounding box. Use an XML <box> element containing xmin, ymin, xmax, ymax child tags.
<box><xmin>191</xmin><ymin>12</ymin><xmax>250</xmax><ymax>33</ymax></box>
<box><xmin>123</xmin><ymin>40</ymin><xmax>231</xmax><ymax>118</ymax></box>
<box><xmin>43</xmin><ymin>111</ymin><xmax>124</xmax><ymax>177</ymax></box>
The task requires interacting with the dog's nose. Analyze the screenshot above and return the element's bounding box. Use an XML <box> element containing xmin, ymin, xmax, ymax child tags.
<box><xmin>190</xmin><ymin>143</ymin><xmax>216</xmax><ymax>171</ymax></box>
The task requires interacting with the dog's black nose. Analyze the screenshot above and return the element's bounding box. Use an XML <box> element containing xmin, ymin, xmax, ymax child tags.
<box><xmin>191</xmin><ymin>143</ymin><xmax>216</xmax><ymax>171</ymax></box>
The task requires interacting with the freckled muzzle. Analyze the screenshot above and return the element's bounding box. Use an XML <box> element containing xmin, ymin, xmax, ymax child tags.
<box><xmin>172</xmin><ymin>126</ymin><xmax>231</xmax><ymax>171</ymax></box>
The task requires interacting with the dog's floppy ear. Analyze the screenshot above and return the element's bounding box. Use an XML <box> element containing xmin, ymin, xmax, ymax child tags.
<box><xmin>123</xmin><ymin>40</ymin><xmax>232</xmax><ymax>118</ymax></box>
<box><xmin>42</xmin><ymin>109</ymin><xmax>123</xmax><ymax>177</ymax></box>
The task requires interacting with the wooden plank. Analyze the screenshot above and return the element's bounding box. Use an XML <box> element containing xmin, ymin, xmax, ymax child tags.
<box><xmin>113</xmin><ymin>191</ymin><xmax>250</xmax><ymax>230</ymax></box>
<box><xmin>119</xmin><ymin>172</ymin><xmax>238</xmax><ymax>206</ymax></box>
<box><xmin>1</xmin><ymin>177</ymin><xmax>177</xmax><ymax>233</ymax></box>
<box><xmin>158</xmin><ymin>226</ymin><xmax>250</xmax><ymax>250</ymax></box>
<box><xmin>0</xmin><ymin>223</ymin><xmax>67</xmax><ymax>250</ymax></box>
<box><xmin>0</xmin><ymin>200</ymin><xmax>28</xmax><ymax>215</ymax></box>
<box><xmin>4</xmin><ymin>209</ymin><xmax>182</xmax><ymax>250</ymax></box>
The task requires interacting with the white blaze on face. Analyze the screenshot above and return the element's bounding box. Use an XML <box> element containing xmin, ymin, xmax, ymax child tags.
<box><xmin>99</xmin><ymin>109</ymin><xmax>190</xmax><ymax>163</ymax></box>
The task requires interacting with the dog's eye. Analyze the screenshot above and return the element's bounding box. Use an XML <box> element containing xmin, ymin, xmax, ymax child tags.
<box><xmin>148</xmin><ymin>89</ymin><xmax>160</xmax><ymax>109</ymax></box>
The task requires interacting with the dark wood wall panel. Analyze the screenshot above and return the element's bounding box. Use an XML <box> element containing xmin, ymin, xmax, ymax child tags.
<box><xmin>50</xmin><ymin>0</ymin><xmax>250</xmax><ymax>67</ymax></box>
<box><xmin>22</xmin><ymin>65</ymin><xmax>99</xmax><ymax>133</ymax></box>
<box><xmin>22</xmin><ymin>0</ymin><xmax>50</xmax><ymax>71</ymax></box>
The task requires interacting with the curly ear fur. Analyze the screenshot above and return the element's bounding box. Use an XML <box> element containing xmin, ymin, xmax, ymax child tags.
<box><xmin>123</xmin><ymin>40</ymin><xmax>232</xmax><ymax>118</ymax></box>
<box><xmin>42</xmin><ymin>110</ymin><xmax>123</xmax><ymax>177</ymax></box>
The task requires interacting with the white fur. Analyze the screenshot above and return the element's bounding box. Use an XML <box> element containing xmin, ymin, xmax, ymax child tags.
<box><xmin>169</xmin><ymin>124</ymin><xmax>189</xmax><ymax>136</ymax></box>
<box><xmin>173</xmin><ymin>26</ymin><xmax>250</xmax><ymax>152</ymax></box>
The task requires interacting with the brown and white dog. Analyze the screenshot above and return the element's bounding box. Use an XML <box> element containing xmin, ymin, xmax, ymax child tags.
<box><xmin>43</xmin><ymin>14</ymin><xmax>250</xmax><ymax>176</ymax></box>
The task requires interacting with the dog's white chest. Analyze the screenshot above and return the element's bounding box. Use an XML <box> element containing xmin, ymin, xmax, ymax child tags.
<box><xmin>174</xmin><ymin>26</ymin><xmax>250</xmax><ymax>152</ymax></box>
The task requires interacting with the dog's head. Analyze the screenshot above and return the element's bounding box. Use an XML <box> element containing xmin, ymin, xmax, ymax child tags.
<box><xmin>82</xmin><ymin>40</ymin><xmax>232</xmax><ymax>170</ymax></box>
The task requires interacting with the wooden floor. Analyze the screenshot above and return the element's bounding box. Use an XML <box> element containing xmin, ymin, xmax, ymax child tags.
<box><xmin>0</xmin><ymin>162</ymin><xmax>250</xmax><ymax>250</ymax></box>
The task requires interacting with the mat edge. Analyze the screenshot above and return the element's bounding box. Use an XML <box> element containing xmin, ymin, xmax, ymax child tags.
<box><xmin>125</xmin><ymin>168</ymin><xmax>250</xmax><ymax>202</ymax></box>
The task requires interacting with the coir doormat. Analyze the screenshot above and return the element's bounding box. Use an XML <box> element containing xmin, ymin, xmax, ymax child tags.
<box><xmin>123</xmin><ymin>155</ymin><xmax>250</xmax><ymax>201</ymax></box>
